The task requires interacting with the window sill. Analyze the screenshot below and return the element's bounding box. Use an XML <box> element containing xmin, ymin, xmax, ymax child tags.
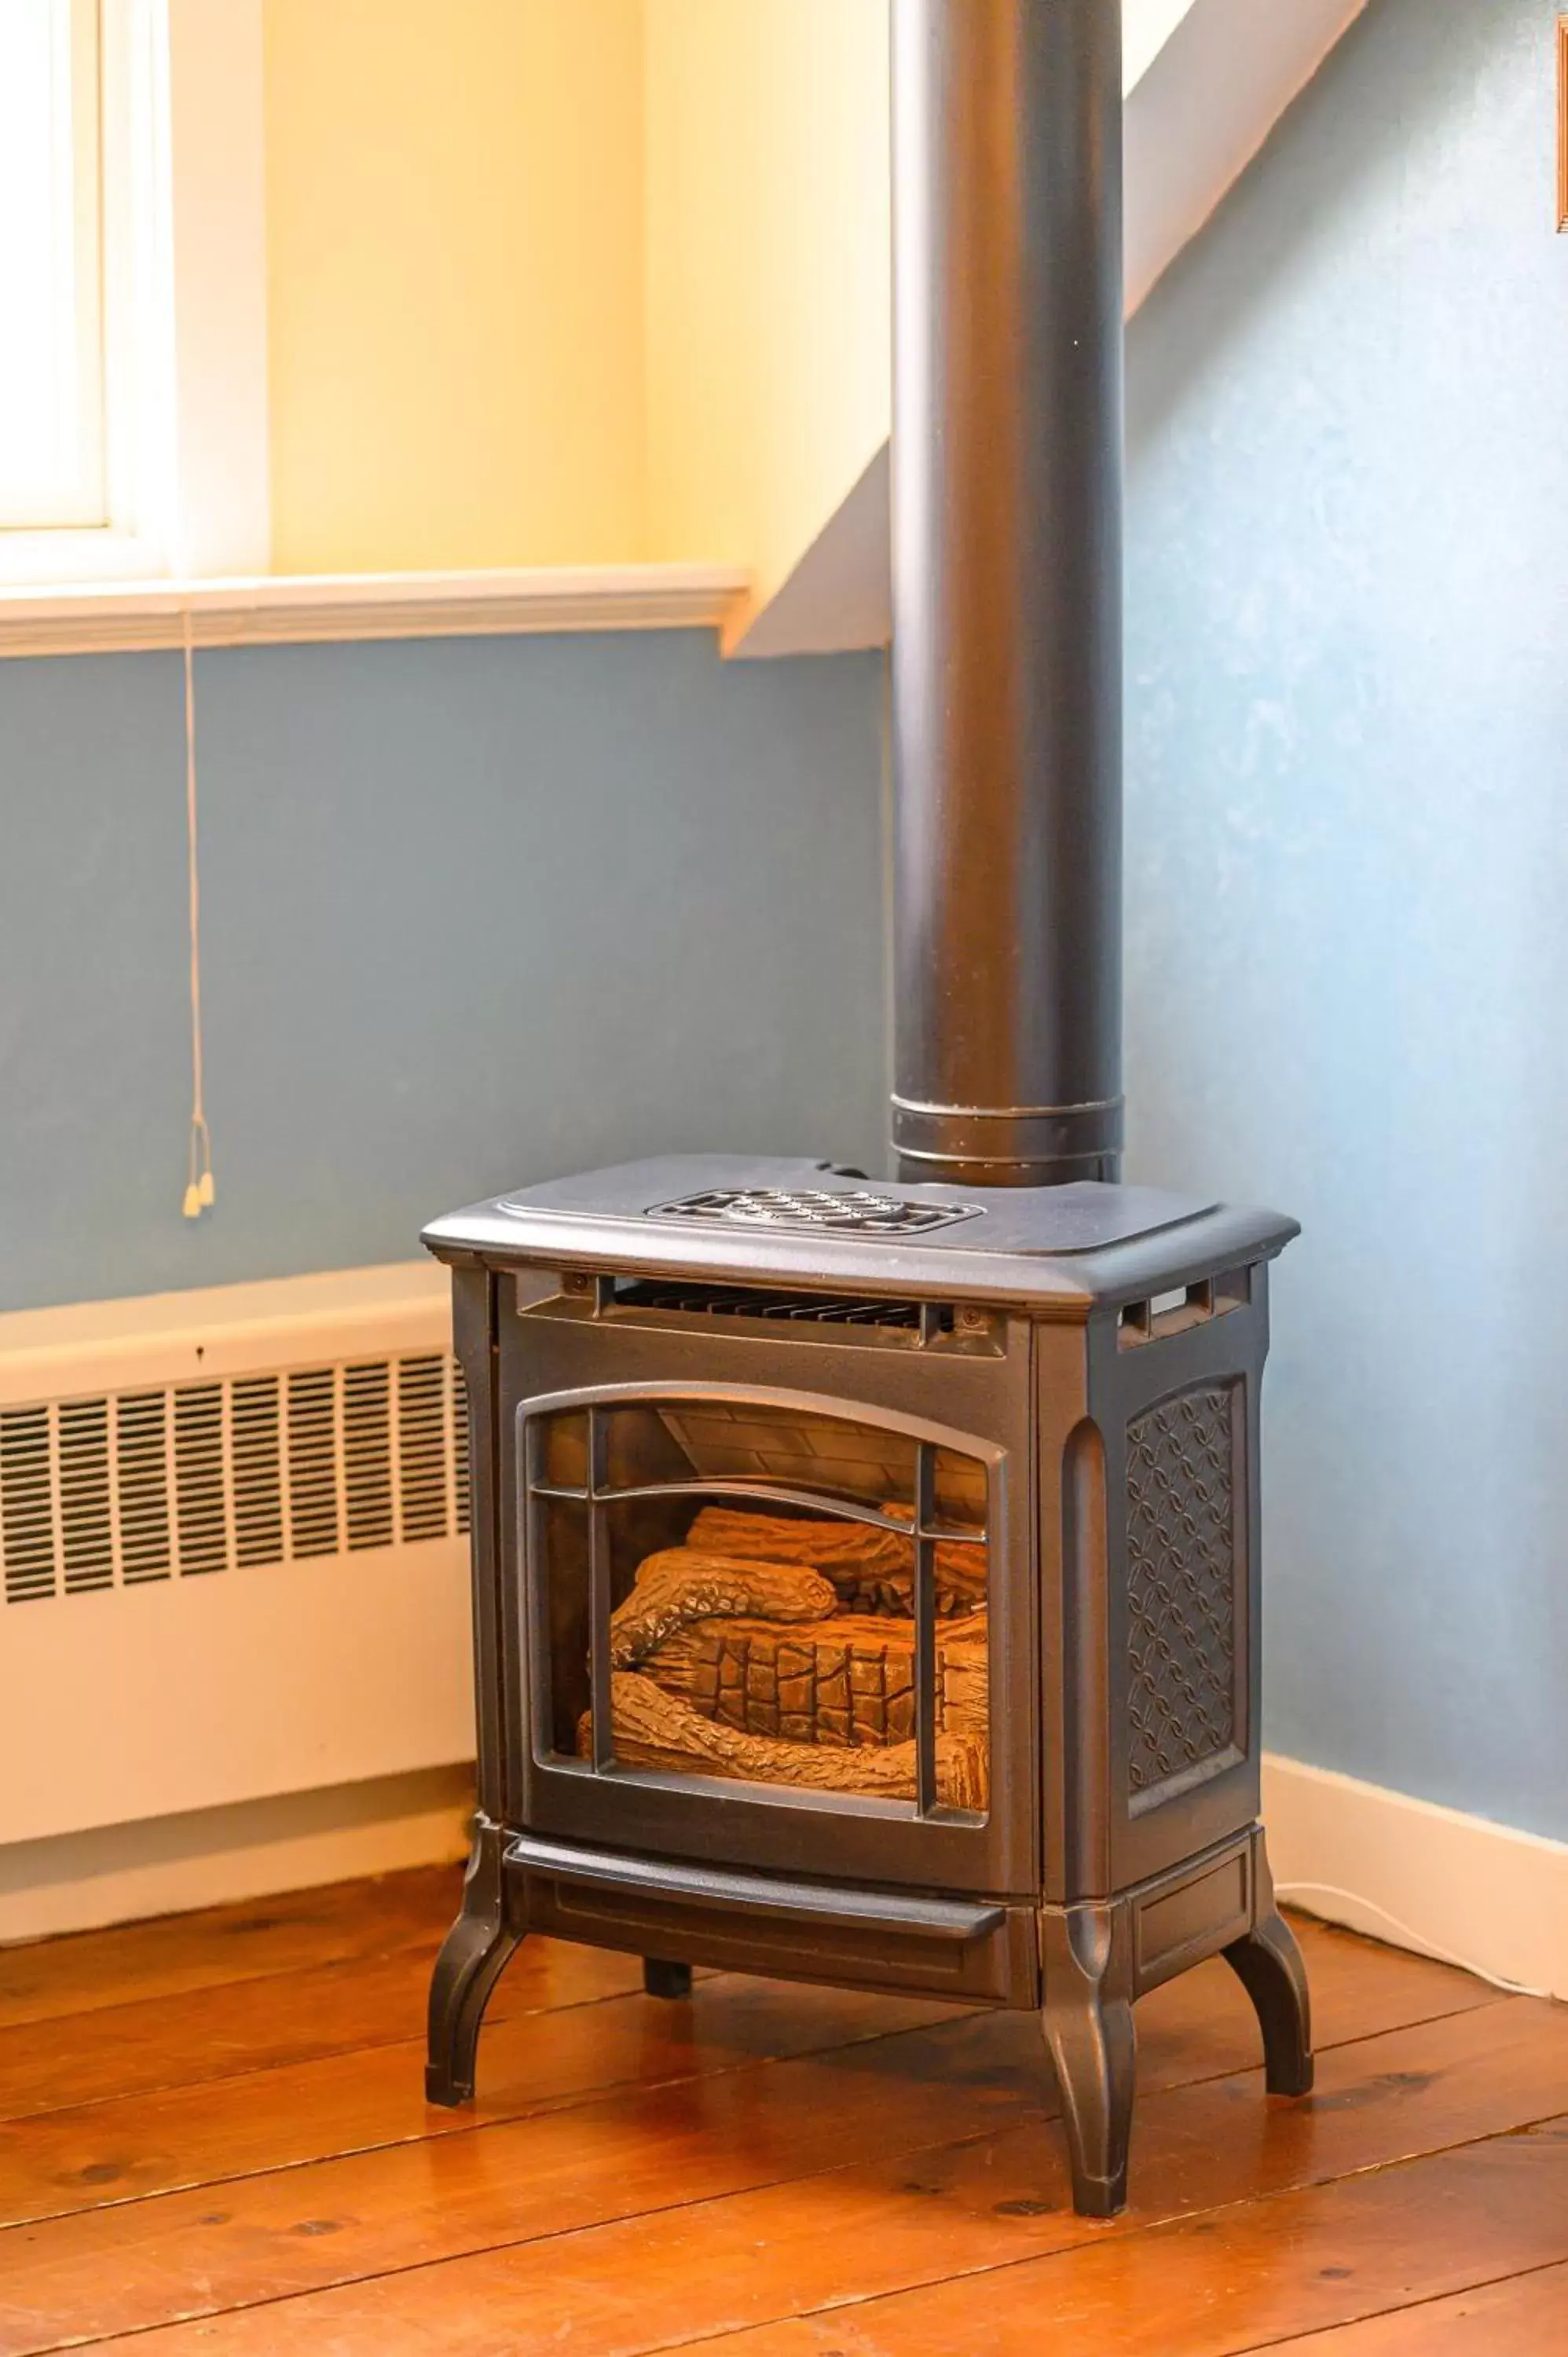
<box><xmin>0</xmin><ymin>563</ymin><xmax>752</xmax><ymax>659</ymax></box>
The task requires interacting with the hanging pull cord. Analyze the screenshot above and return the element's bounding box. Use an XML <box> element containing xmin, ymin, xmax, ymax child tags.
<box><xmin>181</xmin><ymin>600</ymin><xmax>214</xmax><ymax>1220</ymax></box>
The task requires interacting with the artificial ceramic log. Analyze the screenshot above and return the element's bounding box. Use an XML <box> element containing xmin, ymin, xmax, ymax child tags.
<box><xmin>940</xmin><ymin>1616</ymin><xmax>990</xmax><ymax>1743</ymax></box>
<box><xmin>686</xmin><ymin>1505</ymin><xmax>987</xmax><ymax>1615</ymax></box>
<box><xmin>609</xmin><ymin>1550</ymin><xmax>834</xmax><ymax>1670</ymax></box>
<box><xmin>652</xmin><ymin>1612</ymin><xmax>918</xmax><ymax>1747</ymax></box>
<box><xmin>595</xmin><ymin>1670</ymin><xmax>987</xmax><ymax>1810</ymax></box>
<box><xmin>648</xmin><ymin>1608</ymin><xmax>991</xmax><ymax>1755</ymax></box>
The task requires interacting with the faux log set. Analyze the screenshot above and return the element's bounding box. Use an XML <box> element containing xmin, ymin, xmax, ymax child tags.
<box><xmin>651</xmin><ymin>1604</ymin><xmax>988</xmax><ymax>1748</ymax></box>
<box><xmin>607</xmin><ymin>1552</ymin><xmax>837</xmax><ymax>1670</ymax></box>
<box><xmin>579</xmin><ymin>1516</ymin><xmax>991</xmax><ymax>1810</ymax></box>
<box><xmin>686</xmin><ymin>1504</ymin><xmax>987</xmax><ymax>1615</ymax></box>
<box><xmin>603</xmin><ymin>1673</ymin><xmax>987</xmax><ymax>1810</ymax></box>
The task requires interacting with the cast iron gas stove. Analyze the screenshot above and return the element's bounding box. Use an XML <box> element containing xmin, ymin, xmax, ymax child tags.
<box><xmin>423</xmin><ymin>0</ymin><xmax>1314</xmax><ymax>2219</ymax></box>
<box><xmin>422</xmin><ymin>1157</ymin><xmax>1312</xmax><ymax>2216</ymax></box>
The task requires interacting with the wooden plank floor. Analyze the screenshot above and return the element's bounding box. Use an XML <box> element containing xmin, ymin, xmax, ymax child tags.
<box><xmin>0</xmin><ymin>1868</ymin><xmax>1563</xmax><ymax>2355</ymax></box>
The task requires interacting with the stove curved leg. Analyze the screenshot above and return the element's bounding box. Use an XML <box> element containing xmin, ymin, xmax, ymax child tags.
<box><xmin>1225</xmin><ymin>1901</ymin><xmax>1314</xmax><ymax>2097</ymax></box>
<box><xmin>1041</xmin><ymin>1904</ymin><xmax>1138</xmax><ymax>2220</ymax></box>
<box><xmin>426</xmin><ymin>1818</ymin><xmax>522</xmax><ymax>2108</ymax></box>
<box><xmin>643</xmin><ymin>1959</ymin><xmax>693</xmax><ymax>2000</ymax></box>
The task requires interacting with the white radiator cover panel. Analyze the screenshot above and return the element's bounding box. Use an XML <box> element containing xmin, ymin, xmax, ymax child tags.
<box><xmin>0</xmin><ymin>1264</ymin><xmax>478</xmax><ymax>1847</ymax></box>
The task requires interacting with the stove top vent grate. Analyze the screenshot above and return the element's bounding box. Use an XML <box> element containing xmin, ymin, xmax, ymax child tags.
<box><xmin>647</xmin><ymin>1188</ymin><xmax>978</xmax><ymax>1237</ymax></box>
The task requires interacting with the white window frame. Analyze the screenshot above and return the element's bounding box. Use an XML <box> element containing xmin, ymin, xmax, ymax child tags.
<box><xmin>0</xmin><ymin>0</ymin><xmax>270</xmax><ymax>586</ymax></box>
<box><xmin>0</xmin><ymin>0</ymin><xmax>107</xmax><ymax>533</ymax></box>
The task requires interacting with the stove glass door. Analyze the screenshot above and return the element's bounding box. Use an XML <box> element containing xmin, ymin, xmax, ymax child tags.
<box><xmin>525</xmin><ymin>1396</ymin><xmax>991</xmax><ymax>1820</ymax></box>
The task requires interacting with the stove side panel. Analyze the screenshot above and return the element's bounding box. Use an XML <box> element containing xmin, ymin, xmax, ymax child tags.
<box><xmin>1074</xmin><ymin>1260</ymin><xmax>1274</xmax><ymax>1900</ymax></box>
<box><xmin>449</xmin><ymin>1262</ymin><xmax>511</xmax><ymax>1828</ymax></box>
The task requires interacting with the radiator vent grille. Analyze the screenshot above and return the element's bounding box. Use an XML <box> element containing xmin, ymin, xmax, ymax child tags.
<box><xmin>1</xmin><ymin>1356</ymin><xmax>472</xmax><ymax>1606</ymax></box>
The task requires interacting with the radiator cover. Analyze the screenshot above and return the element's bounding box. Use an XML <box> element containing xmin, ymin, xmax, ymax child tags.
<box><xmin>0</xmin><ymin>1265</ymin><xmax>476</xmax><ymax>1846</ymax></box>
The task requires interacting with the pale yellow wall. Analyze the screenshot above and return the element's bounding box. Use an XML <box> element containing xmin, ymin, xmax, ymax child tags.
<box><xmin>643</xmin><ymin>0</ymin><xmax>892</xmax><ymax>605</ymax></box>
<box><xmin>264</xmin><ymin>0</ymin><xmax>647</xmax><ymax>574</ymax></box>
<box><xmin>640</xmin><ymin>0</ymin><xmax>1189</xmax><ymax>632</ymax></box>
<box><xmin>258</xmin><ymin>0</ymin><xmax>1200</xmax><ymax>595</ymax></box>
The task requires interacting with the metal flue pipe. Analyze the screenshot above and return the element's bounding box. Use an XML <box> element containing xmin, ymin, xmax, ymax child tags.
<box><xmin>891</xmin><ymin>0</ymin><xmax>1125</xmax><ymax>1187</ymax></box>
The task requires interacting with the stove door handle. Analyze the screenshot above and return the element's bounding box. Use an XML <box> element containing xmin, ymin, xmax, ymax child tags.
<box><xmin>506</xmin><ymin>1833</ymin><xmax>1006</xmax><ymax>1944</ymax></box>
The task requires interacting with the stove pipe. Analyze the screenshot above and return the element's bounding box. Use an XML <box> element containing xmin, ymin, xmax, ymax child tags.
<box><xmin>891</xmin><ymin>0</ymin><xmax>1124</xmax><ymax>1189</ymax></box>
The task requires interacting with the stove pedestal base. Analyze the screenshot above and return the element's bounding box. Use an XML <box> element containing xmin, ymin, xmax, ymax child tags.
<box><xmin>423</xmin><ymin>1818</ymin><xmax>522</xmax><ymax>2108</ymax></box>
<box><xmin>643</xmin><ymin>1958</ymin><xmax>694</xmax><ymax>2000</ymax></box>
<box><xmin>1037</xmin><ymin>1835</ymin><xmax>1312</xmax><ymax>2215</ymax></box>
<box><xmin>424</xmin><ymin>1818</ymin><xmax>1312</xmax><ymax>2218</ymax></box>
<box><xmin>1225</xmin><ymin>1910</ymin><xmax>1316</xmax><ymax>2099</ymax></box>
<box><xmin>1040</xmin><ymin>1907</ymin><xmax>1138</xmax><ymax>2218</ymax></box>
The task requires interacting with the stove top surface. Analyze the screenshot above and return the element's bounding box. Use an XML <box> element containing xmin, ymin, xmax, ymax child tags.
<box><xmin>424</xmin><ymin>1158</ymin><xmax>1298</xmax><ymax>1310</ymax></box>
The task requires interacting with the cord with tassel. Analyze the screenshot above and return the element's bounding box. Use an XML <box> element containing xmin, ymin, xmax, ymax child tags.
<box><xmin>181</xmin><ymin>599</ymin><xmax>215</xmax><ymax>1219</ymax></box>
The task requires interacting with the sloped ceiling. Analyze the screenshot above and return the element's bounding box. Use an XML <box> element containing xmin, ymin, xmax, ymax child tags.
<box><xmin>731</xmin><ymin>0</ymin><xmax>1369</xmax><ymax>658</ymax></box>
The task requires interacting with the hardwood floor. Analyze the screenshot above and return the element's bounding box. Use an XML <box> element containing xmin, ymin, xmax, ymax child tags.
<box><xmin>0</xmin><ymin>1866</ymin><xmax>1563</xmax><ymax>2355</ymax></box>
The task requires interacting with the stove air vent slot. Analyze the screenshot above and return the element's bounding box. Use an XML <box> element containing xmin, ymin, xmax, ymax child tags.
<box><xmin>607</xmin><ymin>1277</ymin><xmax>954</xmax><ymax>1336</ymax></box>
<box><xmin>1119</xmin><ymin>1269</ymin><xmax>1252</xmax><ymax>1350</ymax></box>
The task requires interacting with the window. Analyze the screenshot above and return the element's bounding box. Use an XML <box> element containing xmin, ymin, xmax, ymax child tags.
<box><xmin>0</xmin><ymin>0</ymin><xmax>269</xmax><ymax>586</ymax></box>
<box><xmin>0</xmin><ymin>0</ymin><xmax>105</xmax><ymax>531</ymax></box>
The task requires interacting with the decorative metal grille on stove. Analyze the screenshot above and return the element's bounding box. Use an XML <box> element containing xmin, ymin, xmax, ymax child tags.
<box><xmin>1125</xmin><ymin>1384</ymin><xmax>1238</xmax><ymax>1799</ymax></box>
<box><xmin>658</xmin><ymin>1400</ymin><xmax>987</xmax><ymax>1522</ymax></box>
<box><xmin>529</xmin><ymin>1395</ymin><xmax>991</xmax><ymax>1812</ymax></box>
<box><xmin>611</xmin><ymin>1279</ymin><xmax>953</xmax><ymax>1333</ymax></box>
<box><xmin>647</xmin><ymin>1188</ymin><xmax>978</xmax><ymax>1237</ymax></box>
<box><xmin>0</xmin><ymin>1355</ymin><xmax>471</xmax><ymax>1605</ymax></box>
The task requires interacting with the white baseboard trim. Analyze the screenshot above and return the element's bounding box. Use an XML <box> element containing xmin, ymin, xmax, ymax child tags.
<box><xmin>8</xmin><ymin>1746</ymin><xmax>1560</xmax><ymax>1989</ymax></box>
<box><xmin>1263</xmin><ymin>1754</ymin><xmax>1568</xmax><ymax>2002</ymax></box>
<box><xmin>0</xmin><ymin>1765</ymin><xmax>474</xmax><ymax>1946</ymax></box>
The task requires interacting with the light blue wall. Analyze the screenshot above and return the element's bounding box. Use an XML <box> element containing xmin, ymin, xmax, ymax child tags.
<box><xmin>7</xmin><ymin>0</ymin><xmax>1565</xmax><ymax>1846</ymax></box>
<box><xmin>0</xmin><ymin>633</ymin><xmax>887</xmax><ymax>1314</ymax></box>
<box><xmin>1125</xmin><ymin>0</ymin><xmax>1568</xmax><ymax>1838</ymax></box>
